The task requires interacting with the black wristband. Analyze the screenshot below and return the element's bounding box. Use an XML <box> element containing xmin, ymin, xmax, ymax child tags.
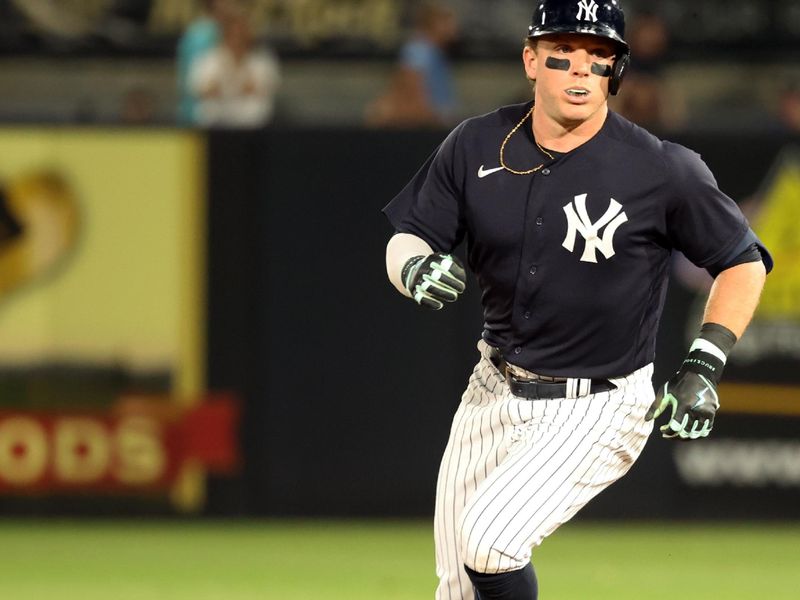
<box><xmin>698</xmin><ymin>322</ymin><xmax>737</xmax><ymax>355</ymax></box>
<box><xmin>680</xmin><ymin>323</ymin><xmax>738</xmax><ymax>385</ymax></box>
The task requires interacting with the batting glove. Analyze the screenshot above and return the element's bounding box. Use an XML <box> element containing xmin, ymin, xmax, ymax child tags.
<box><xmin>647</xmin><ymin>372</ymin><xmax>720</xmax><ymax>439</ymax></box>
<box><xmin>401</xmin><ymin>252</ymin><xmax>466</xmax><ymax>310</ymax></box>
<box><xmin>646</xmin><ymin>323</ymin><xmax>737</xmax><ymax>440</ymax></box>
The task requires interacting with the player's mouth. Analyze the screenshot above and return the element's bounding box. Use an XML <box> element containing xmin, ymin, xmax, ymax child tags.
<box><xmin>565</xmin><ymin>88</ymin><xmax>590</xmax><ymax>103</ymax></box>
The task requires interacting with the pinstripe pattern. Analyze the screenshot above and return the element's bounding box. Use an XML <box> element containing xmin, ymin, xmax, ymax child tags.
<box><xmin>434</xmin><ymin>340</ymin><xmax>654</xmax><ymax>599</ymax></box>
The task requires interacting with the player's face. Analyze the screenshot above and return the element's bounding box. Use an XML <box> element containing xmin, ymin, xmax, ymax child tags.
<box><xmin>523</xmin><ymin>34</ymin><xmax>617</xmax><ymax>127</ymax></box>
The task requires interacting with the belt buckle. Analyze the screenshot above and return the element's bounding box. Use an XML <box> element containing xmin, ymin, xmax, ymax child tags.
<box><xmin>506</xmin><ymin>365</ymin><xmax>539</xmax><ymax>381</ymax></box>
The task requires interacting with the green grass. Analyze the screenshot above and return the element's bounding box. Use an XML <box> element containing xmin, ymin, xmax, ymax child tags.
<box><xmin>0</xmin><ymin>520</ymin><xmax>797</xmax><ymax>599</ymax></box>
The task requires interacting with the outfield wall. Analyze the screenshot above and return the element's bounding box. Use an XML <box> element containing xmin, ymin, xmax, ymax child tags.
<box><xmin>0</xmin><ymin>126</ymin><xmax>798</xmax><ymax>518</ymax></box>
<box><xmin>204</xmin><ymin>128</ymin><xmax>800</xmax><ymax>519</ymax></box>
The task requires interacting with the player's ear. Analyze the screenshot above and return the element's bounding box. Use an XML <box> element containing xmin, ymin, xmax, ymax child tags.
<box><xmin>522</xmin><ymin>43</ymin><xmax>537</xmax><ymax>81</ymax></box>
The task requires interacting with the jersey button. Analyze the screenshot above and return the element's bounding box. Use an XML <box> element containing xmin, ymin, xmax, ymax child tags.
<box><xmin>535</xmin><ymin>217</ymin><xmax>543</xmax><ymax>225</ymax></box>
<box><xmin>523</xmin><ymin>311</ymin><xmax>531</xmax><ymax>319</ymax></box>
<box><xmin>514</xmin><ymin>347</ymin><xmax>522</xmax><ymax>355</ymax></box>
<box><xmin>529</xmin><ymin>266</ymin><xmax>537</xmax><ymax>275</ymax></box>
<box><xmin>541</xmin><ymin>168</ymin><xmax>551</xmax><ymax>176</ymax></box>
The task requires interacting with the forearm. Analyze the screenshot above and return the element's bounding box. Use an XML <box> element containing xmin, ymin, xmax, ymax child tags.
<box><xmin>386</xmin><ymin>233</ymin><xmax>434</xmax><ymax>297</ymax></box>
<box><xmin>647</xmin><ymin>259</ymin><xmax>767</xmax><ymax>439</ymax></box>
<box><xmin>702</xmin><ymin>260</ymin><xmax>767</xmax><ymax>339</ymax></box>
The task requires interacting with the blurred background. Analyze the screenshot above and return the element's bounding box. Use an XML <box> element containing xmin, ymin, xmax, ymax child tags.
<box><xmin>0</xmin><ymin>0</ymin><xmax>798</xmax><ymax>598</ymax></box>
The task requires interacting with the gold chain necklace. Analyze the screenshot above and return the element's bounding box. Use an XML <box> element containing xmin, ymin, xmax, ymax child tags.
<box><xmin>499</xmin><ymin>106</ymin><xmax>554</xmax><ymax>175</ymax></box>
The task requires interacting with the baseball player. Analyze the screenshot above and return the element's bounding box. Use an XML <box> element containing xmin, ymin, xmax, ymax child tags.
<box><xmin>382</xmin><ymin>1</ymin><xmax>772</xmax><ymax>599</ymax></box>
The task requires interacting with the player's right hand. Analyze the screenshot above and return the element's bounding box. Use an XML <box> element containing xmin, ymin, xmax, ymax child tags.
<box><xmin>401</xmin><ymin>252</ymin><xmax>466</xmax><ymax>310</ymax></box>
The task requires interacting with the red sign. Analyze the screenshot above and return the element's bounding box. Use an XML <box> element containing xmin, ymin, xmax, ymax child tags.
<box><xmin>0</xmin><ymin>395</ymin><xmax>239</xmax><ymax>493</ymax></box>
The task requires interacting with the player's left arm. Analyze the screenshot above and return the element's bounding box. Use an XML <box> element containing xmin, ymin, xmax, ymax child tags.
<box><xmin>702</xmin><ymin>259</ymin><xmax>767</xmax><ymax>339</ymax></box>
<box><xmin>646</xmin><ymin>259</ymin><xmax>767</xmax><ymax>440</ymax></box>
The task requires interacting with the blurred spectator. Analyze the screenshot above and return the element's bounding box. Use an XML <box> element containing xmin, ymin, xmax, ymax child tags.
<box><xmin>776</xmin><ymin>82</ymin><xmax>800</xmax><ymax>132</ymax></box>
<box><xmin>626</xmin><ymin>11</ymin><xmax>670</xmax><ymax>75</ymax></box>
<box><xmin>614</xmin><ymin>75</ymin><xmax>664</xmax><ymax>129</ymax></box>
<box><xmin>176</xmin><ymin>0</ymin><xmax>234</xmax><ymax>125</ymax></box>
<box><xmin>189</xmin><ymin>9</ymin><xmax>281</xmax><ymax>128</ymax></box>
<box><xmin>365</xmin><ymin>2</ymin><xmax>459</xmax><ymax>128</ymax></box>
<box><xmin>119</xmin><ymin>86</ymin><xmax>158</xmax><ymax>124</ymax></box>
<box><xmin>611</xmin><ymin>11</ymin><xmax>685</xmax><ymax>132</ymax></box>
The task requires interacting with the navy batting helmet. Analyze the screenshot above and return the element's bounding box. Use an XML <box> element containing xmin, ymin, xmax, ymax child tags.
<box><xmin>527</xmin><ymin>0</ymin><xmax>630</xmax><ymax>95</ymax></box>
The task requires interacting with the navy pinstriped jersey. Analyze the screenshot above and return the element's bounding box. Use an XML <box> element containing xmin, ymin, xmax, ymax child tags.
<box><xmin>383</xmin><ymin>102</ymin><xmax>772</xmax><ymax>378</ymax></box>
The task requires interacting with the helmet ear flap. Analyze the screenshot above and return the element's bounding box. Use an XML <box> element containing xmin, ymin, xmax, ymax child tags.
<box><xmin>609</xmin><ymin>52</ymin><xmax>630</xmax><ymax>96</ymax></box>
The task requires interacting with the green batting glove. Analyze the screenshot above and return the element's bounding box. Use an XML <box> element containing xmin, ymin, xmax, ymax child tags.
<box><xmin>401</xmin><ymin>252</ymin><xmax>466</xmax><ymax>310</ymax></box>
<box><xmin>646</xmin><ymin>322</ymin><xmax>736</xmax><ymax>440</ymax></box>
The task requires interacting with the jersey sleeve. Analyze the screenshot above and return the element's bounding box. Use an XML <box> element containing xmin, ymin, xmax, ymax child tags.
<box><xmin>710</xmin><ymin>227</ymin><xmax>773</xmax><ymax>274</ymax></box>
<box><xmin>382</xmin><ymin>122</ymin><xmax>466</xmax><ymax>252</ymax></box>
<box><xmin>663</xmin><ymin>144</ymin><xmax>754</xmax><ymax>271</ymax></box>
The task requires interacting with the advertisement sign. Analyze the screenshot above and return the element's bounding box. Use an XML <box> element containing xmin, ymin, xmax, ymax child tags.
<box><xmin>0</xmin><ymin>129</ymin><xmax>232</xmax><ymax>511</ymax></box>
<box><xmin>0</xmin><ymin>395</ymin><xmax>238</xmax><ymax>495</ymax></box>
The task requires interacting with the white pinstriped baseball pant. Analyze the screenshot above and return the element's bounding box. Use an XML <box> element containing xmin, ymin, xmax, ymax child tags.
<box><xmin>434</xmin><ymin>340</ymin><xmax>655</xmax><ymax>600</ymax></box>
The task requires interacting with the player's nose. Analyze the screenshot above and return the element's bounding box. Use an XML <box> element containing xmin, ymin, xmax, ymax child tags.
<box><xmin>571</xmin><ymin>51</ymin><xmax>592</xmax><ymax>76</ymax></box>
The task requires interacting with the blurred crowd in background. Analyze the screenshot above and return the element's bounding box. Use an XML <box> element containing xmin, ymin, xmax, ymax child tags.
<box><xmin>0</xmin><ymin>0</ymin><xmax>799</xmax><ymax>134</ymax></box>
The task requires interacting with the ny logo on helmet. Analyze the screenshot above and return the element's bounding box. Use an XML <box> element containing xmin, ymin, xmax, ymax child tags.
<box><xmin>576</xmin><ymin>0</ymin><xmax>599</xmax><ymax>22</ymax></box>
<box><xmin>562</xmin><ymin>193</ymin><xmax>628</xmax><ymax>263</ymax></box>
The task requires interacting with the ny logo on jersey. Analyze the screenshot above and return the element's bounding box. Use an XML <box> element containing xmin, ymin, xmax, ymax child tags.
<box><xmin>576</xmin><ymin>0</ymin><xmax>599</xmax><ymax>22</ymax></box>
<box><xmin>562</xmin><ymin>193</ymin><xmax>628</xmax><ymax>263</ymax></box>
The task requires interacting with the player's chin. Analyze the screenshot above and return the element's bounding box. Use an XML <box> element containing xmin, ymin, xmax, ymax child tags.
<box><xmin>558</xmin><ymin>103</ymin><xmax>596</xmax><ymax>123</ymax></box>
<box><xmin>562</xmin><ymin>95</ymin><xmax>605</xmax><ymax>115</ymax></box>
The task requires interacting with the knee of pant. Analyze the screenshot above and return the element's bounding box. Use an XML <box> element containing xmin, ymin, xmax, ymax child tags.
<box><xmin>461</xmin><ymin>545</ymin><xmax>493</xmax><ymax>574</ymax></box>
<box><xmin>459</xmin><ymin>511</ymin><xmax>523</xmax><ymax>573</ymax></box>
<box><xmin>460</xmin><ymin>533</ymin><xmax>519</xmax><ymax>574</ymax></box>
<box><xmin>458</xmin><ymin>518</ymin><xmax>490</xmax><ymax>572</ymax></box>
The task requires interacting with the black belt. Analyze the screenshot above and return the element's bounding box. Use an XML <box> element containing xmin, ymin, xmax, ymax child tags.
<box><xmin>489</xmin><ymin>348</ymin><xmax>616</xmax><ymax>400</ymax></box>
<box><xmin>506</xmin><ymin>374</ymin><xmax>616</xmax><ymax>399</ymax></box>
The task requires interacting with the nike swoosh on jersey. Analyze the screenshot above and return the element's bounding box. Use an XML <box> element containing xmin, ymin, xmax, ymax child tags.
<box><xmin>478</xmin><ymin>165</ymin><xmax>505</xmax><ymax>178</ymax></box>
